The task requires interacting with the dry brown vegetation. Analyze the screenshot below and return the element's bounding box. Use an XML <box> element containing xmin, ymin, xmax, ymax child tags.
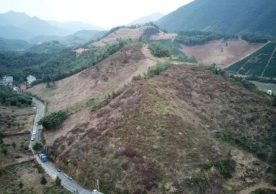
<box><xmin>29</xmin><ymin>45</ymin><xmax>157</xmax><ymax>113</ymax></box>
<box><xmin>181</xmin><ymin>39</ymin><xmax>264</xmax><ymax>67</ymax></box>
<box><xmin>92</xmin><ymin>26</ymin><xmax>176</xmax><ymax>47</ymax></box>
<box><xmin>0</xmin><ymin>105</ymin><xmax>35</xmax><ymax>167</ymax></box>
<box><xmin>45</xmin><ymin>65</ymin><xmax>275</xmax><ymax>193</ymax></box>
<box><xmin>0</xmin><ymin>161</ymin><xmax>69</xmax><ymax>194</ymax></box>
<box><xmin>0</xmin><ymin>106</ymin><xmax>34</xmax><ymax>134</ymax></box>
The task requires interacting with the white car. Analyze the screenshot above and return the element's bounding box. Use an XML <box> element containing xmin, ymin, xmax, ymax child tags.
<box><xmin>31</xmin><ymin>135</ymin><xmax>35</xmax><ymax>141</ymax></box>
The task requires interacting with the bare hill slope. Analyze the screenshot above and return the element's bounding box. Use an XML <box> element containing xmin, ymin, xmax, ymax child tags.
<box><xmin>29</xmin><ymin>45</ymin><xmax>157</xmax><ymax>113</ymax></box>
<box><xmin>181</xmin><ymin>39</ymin><xmax>264</xmax><ymax>67</ymax></box>
<box><xmin>46</xmin><ymin>65</ymin><xmax>275</xmax><ymax>193</ymax></box>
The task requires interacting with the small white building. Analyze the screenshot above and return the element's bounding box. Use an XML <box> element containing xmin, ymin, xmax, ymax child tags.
<box><xmin>27</xmin><ymin>75</ymin><xmax>36</xmax><ymax>86</ymax></box>
<box><xmin>13</xmin><ymin>86</ymin><xmax>19</xmax><ymax>92</ymax></box>
<box><xmin>0</xmin><ymin>76</ymin><xmax>13</xmax><ymax>86</ymax></box>
<box><xmin>267</xmin><ymin>90</ymin><xmax>273</xmax><ymax>96</ymax></box>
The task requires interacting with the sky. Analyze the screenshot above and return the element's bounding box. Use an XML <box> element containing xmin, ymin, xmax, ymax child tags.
<box><xmin>0</xmin><ymin>0</ymin><xmax>193</xmax><ymax>28</ymax></box>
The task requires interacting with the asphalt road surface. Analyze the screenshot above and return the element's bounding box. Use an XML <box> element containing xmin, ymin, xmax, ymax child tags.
<box><xmin>30</xmin><ymin>98</ymin><xmax>101</xmax><ymax>194</ymax></box>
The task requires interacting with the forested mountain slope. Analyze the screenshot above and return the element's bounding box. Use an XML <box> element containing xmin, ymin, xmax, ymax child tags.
<box><xmin>157</xmin><ymin>0</ymin><xmax>276</xmax><ymax>36</ymax></box>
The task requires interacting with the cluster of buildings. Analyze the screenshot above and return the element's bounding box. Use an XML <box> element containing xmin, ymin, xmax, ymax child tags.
<box><xmin>0</xmin><ymin>75</ymin><xmax>36</xmax><ymax>92</ymax></box>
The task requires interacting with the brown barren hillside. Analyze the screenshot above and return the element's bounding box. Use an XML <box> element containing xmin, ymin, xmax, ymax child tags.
<box><xmin>29</xmin><ymin>45</ymin><xmax>156</xmax><ymax>113</ymax></box>
<box><xmin>181</xmin><ymin>39</ymin><xmax>264</xmax><ymax>67</ymax></box>
<box><xmin>92</xmin><ymin>26</ymin><xmax>176</xmax><ymax>47</ymax></box>
<box><xmin>46</xmin><ymin>65</ymin><xmax>275</xmax><ymax>193</ymax></box>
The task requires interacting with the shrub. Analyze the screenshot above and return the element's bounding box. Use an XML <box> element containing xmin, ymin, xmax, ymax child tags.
<box><xmin>12</xmin><ymin>142</ymin><xmax>16</xmax><ymax>149</ymax></box>
<box><xmin>149</xmin><ymin>43</ymin><xmax>170</xmax><ymax>58</ymax></box>
<box><xmin>214</xmin><ymin>157</ymin><xmax>236</xmax><ymax>179</ymax></box>
<box><xmin>19</xmin><ymin>181</ymin><xmax>24</xmax><ymax>188</ymax></box>
<box><xmin>55</xmin><ymin>176</ymin><xmax>61</xmax><ymax>186</ymax></box>
<box><xmin>40</xmin><ymin>176</ymin><xmax>47</xmax><ymax>185</ymax></box>
<box><xmin>1</xmin><ymin>145</ymin><xmax>8</xmax><ymax>155</ymax></box>
<box><xmin>273</xmin><ymin>96</ymin><xmax>276</xmax><ymax>106</ymax></box>
<box><xmin>39</xmin><ymin>111</ymin><xmax>67</xmax><ymax>130</ymax></box>
<box><xmin>33</xmin><ymin>142</ymin><xmax>43</xmax><ymax>151</ymax></box>
<box><xmin>147</xmin><ymin>62</ymin><xmax>171</xmax><ymax>77</ymax></box>
<box><xmin>0</xmin><ymin>132</ymin><xmax>3</xmax><ymax>144</ymax></box>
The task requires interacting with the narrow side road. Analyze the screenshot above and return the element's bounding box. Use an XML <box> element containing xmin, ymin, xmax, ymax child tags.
<box><xmin>30</xmin><ymin>98</ymin><xmax>101</xmax><ymax>194</ymax></box>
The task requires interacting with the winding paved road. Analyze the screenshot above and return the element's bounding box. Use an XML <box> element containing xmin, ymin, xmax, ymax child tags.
<box><xmin>30</xmin><ymin>98</ymin><xmax>101</xmax><ymax>194</ymax></box>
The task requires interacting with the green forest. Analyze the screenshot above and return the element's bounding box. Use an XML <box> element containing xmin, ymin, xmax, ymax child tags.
<box><xmin>0</xmin><ymin>86</ymin><xmax>32</xmax><ymax>107</ymax></box>
<box><xmin>0</xmin><ymin>41</ymin><xmax>126</xmax><ymax>85</ymax></box>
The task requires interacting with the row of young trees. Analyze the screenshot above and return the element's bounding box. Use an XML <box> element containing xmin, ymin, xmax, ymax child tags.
<box><xmin>175</xmin><ymin>31</ymin><xmax>236</xmax><ymax>46</ymax></box>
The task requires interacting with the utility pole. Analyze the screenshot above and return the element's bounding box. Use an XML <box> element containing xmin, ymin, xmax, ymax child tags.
<box><xmin>96</xmin><ymin>179</ymin><xmax>100</xmax><ymax>191</ymax></box>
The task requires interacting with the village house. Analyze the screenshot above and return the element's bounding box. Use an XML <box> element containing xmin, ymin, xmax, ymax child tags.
<box><xmin>0</xmin><ymin>76</ymin><xmax>13</xmax><ymax>86</ymax></box>
<box><xmin>27</xmin><ymin>75</ymin><xmax>36</xmax><ymax>86</ymax></box>
<box><xmin>19</xmin><ymin>83</ymin><xmax>27</xmax><ymax>93</ymax></box>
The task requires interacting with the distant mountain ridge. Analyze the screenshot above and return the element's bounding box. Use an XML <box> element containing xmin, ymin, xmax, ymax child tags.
<box><xmin>129</xmin><ymin>12</ymin><xmax>164</xmax><ymax>25</ymax></box>
<box><xmin>157</xmin><ymin>0</ymin><xmax>276</xmax><ymax>36</ymax></box>
<box><xmin>0</xmin><ymin>11</ymin><xmax>103</xmax><ymax>41</ymax></box>
<box><xmin>0</xmin><ymin>38</ymin><xmax>31</xmax><ymax>51</ymax></box>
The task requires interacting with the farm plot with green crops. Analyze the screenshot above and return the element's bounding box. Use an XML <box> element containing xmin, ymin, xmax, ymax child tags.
<box><xmin>226</xmin><ymin>42</ymin><xmax>276</xmax><ymax>78</ymax></box>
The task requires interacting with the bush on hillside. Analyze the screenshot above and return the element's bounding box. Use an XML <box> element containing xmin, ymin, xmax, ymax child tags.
<box><xmin>39</xmin><ymin>111</ymin><xmax>67</xmax><ymax>130</ymax></box>
<box><xmin>147</xmin><ymin>62</ymin><xmax>171</xmax><ymax>77</ymax></box>
<box><xmin>0</xmin><ymin>132</ymin><xmax>3</xmax><ymax>144</ymax></box>
<box><xmin>40</xmin><ymin>176</ymin><xmax>47</xmax><ymax>185</ymax></box>
<box><xmin>149</xmin><ymin>43</ymin><xmax>170</xmax><ymax>57</ymax></box>
<box><xmin>32</xmin><ymin>142</ymin><xmax>43</xmax><ymax>151</ymax></box>
<box><xmin>214</xmin><ymin>157</ymin><xmax>236</xmax><ymax>179</ymax></box>
<box><xmin>273</xmin><ymin>96</ymin><xmax>276</xmax><ymax>106</ymax></box>
<box><xmin>55</xmin><ymin>177</ymin><xmax>61</xmax><ymax>186</ymax></box>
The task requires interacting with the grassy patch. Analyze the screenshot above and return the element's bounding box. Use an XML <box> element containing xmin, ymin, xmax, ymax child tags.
<box><xmin>216</xmin><ymin>129</ymin><xmax>276</xmax><ymax>168</ymax></box>
<box><xmin>149</xmin><ymin>43</ymin><xmax>170</xmax><ymax>58</ymax></box>
<box><xmin>147</xmin><ymin>61</ymin><xmax>171</xmax><ymax>77</ymax></box>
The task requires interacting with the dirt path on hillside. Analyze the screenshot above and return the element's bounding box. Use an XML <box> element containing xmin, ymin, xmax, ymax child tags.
<box><xmin>239</xmin><ymin>182</ymin><xmax>276</xmax><ymax>194</ymax></box>
<box><xmin>118</xmin><ymin>46</ymin><xmax>157</xmax><ymax>88</ymax></box>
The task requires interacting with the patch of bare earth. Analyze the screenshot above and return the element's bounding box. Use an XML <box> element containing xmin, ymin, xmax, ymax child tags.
<box><xmin>29</xmin><ymin>45</ymin><xmax>156</xmax><ymax>113</ymax></box>
<box><xmin>92</xmin><ymin>27</ymin><xmax>146</xmax><ymax>47</ymax></box>
<box><xmin>181</xmin><ymin>39</ymin><xmax>264</xmax><ymax>67</ymax></box>
<box><xmin>46</xmin><ymin>65</ymin><xmax>275</xmax><ymax>193</ymax></box>
<box><xmin>91</xmin><ymin>26</ymin><xmax>176</xmax><ymax>47</ymax></box>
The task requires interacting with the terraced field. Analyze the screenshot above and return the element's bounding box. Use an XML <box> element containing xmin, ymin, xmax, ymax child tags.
<box><xmin>226</xmin><ymin>42</ymin><xmax>276</xmax><ymax>78</ymax></box>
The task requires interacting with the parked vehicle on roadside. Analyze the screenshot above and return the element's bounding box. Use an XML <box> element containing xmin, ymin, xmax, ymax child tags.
<box><xmin>39</xmin><ymin>153</ymin><xmax>48</xmax><ymax>163</ymax></box>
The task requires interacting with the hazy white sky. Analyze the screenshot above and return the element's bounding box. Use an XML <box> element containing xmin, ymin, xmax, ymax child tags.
<box><xmin>0</xmin><ymin>0</ymin><xmax>193</xmax><ymax>28</ymax></box>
